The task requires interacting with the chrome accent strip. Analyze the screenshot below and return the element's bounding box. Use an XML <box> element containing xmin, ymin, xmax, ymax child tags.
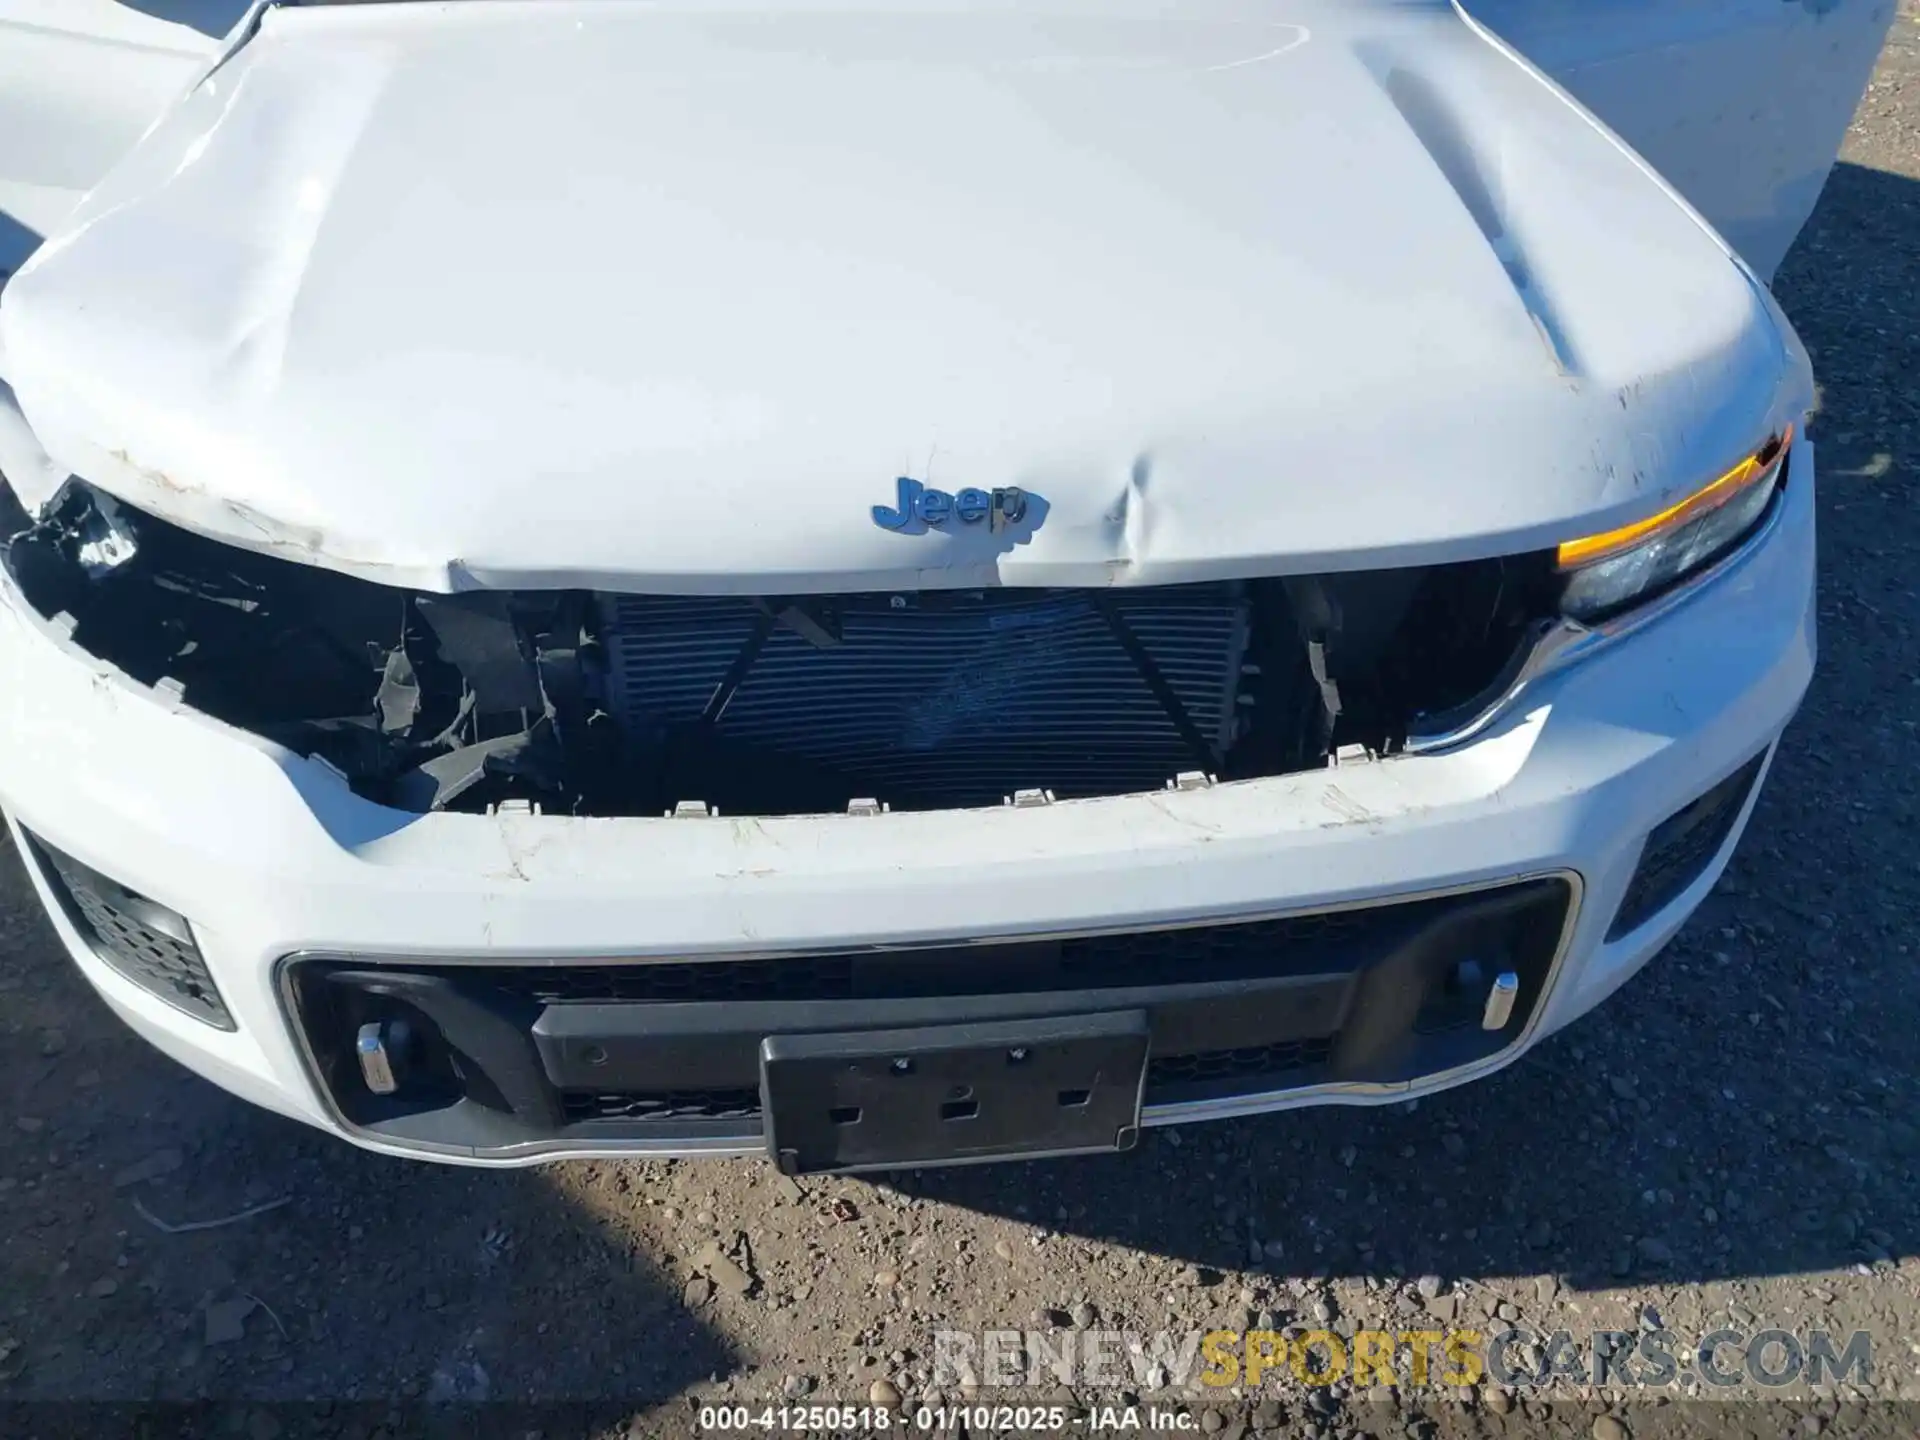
<box><xmin>274</xmin><ymin>869</ymin><xmax>1583</xmax><ymax>1164</ymax></box>
<box><xmin>1405</xmin><ymin>480</ymin><xmax>1792</xmax><ymax>755</ymax></box>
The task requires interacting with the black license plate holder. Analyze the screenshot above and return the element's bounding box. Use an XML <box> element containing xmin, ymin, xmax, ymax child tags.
<box><xmin>761</xmin><ymin>1012</ymin><xmax>1148</xmax><ymax>1176</ymax></box>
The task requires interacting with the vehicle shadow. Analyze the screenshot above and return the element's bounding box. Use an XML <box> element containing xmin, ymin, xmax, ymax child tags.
<box><xmin>881</xmin><ymin>158</ymin><xmax>1920</xmax><ymax>1299</ymax></box>
<box><xmin>0</xmin><ymin>843</ymin><xmax>737</xmax><ymax>1408</ymax></box>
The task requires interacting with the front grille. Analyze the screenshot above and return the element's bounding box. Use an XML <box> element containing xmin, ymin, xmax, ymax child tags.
<box><xmin>1144</xmin><ymin>1035</ymin><xmax>1334</xmax><ymax>1088</ymax></box>
<box><xmin>1055</xmin><ymin>909</ymin><xmax>1371</xmax><ymax>982</ymax></box>
<box><xmin>289</xmin><ymin>877</ymin><xmax>1573</xmax><ymax>1153</ymax></box>
<box><xmin>563</xmin><ymin>1088</ymin><xmax>762</xmax><ymax>1123</ymax></box>
<box><xmin>508</xmin><ymin>955</ymin><xmax>857</xmax><ymax>1006</ymax></box>
<box><xmin>1608</xmin><ymin>752</ymin><xmax>1767</xmax><ymax>940</ymax></box>
<box><xmin>559</xmin><ymin>1036</ymin><xmax>1338</xmax><ymax>1123</ymax></box>
<box><xmin>23</xmin><ymin>833</ymin><xmax>232</xmax><ymax>1029</ymax></box>
<box><xmin>598</xmin><ymin>586</ymin><xmax>1251</xmax><ymax>809</ymax></box>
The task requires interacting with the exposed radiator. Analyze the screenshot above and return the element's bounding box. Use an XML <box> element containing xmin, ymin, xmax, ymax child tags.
<box><xmin>596</xmin><ymin>586</ymin><xmax>1251</xmax><ymax>810</ymax></box>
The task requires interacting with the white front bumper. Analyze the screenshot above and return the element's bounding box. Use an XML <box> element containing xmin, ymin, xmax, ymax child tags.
<box><xmin>0</xmin><ymin>447</ymin><xmax>1818</xmax><ymax>1164</ymax></box>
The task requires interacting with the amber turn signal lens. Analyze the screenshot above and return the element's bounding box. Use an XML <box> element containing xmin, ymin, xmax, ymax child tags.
<box><xmin>1557</xmin><ymin>425</ymin><xmax>1792</xmax><ymax>571</ymax></box>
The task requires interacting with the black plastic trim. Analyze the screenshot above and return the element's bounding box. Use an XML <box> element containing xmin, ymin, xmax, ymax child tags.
<box><xmin>1607</xmin><ymin>750</ymin><xmax>1767</xmax><ymax>940</ymax></box>
<box><xmin>283</xmin><ymin>876</ymin><xmax>1574</xmax><ymax>1157</ymax></box>
<box><xmin>19</xmin><ymin>829</ymin><xmax>233</xmax><ymax>1030</ymax></box>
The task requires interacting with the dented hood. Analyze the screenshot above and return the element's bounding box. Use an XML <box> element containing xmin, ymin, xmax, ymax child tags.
<box><xmin>0</xmin><ymin>0</ymin><xmax>1807</xmax><ymax>593</ymax></box>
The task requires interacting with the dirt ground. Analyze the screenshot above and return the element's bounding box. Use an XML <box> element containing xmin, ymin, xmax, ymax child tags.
<box><xmin>5</xmin><ymin>8</ymin><xmax>1920</xmax><ymax>1437</ymax></box>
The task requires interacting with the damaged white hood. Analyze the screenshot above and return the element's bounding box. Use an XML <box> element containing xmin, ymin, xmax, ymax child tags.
<box><xmin>0</xmin><ymin>0</ymin><xmax>1808</xmax><ymax>593</ymax></box>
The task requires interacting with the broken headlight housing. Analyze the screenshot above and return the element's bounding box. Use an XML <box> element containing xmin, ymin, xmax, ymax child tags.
<box><xmin>1555</xmin><ymin>427</ymin><xmax>1792</xmax><ymax>624</ymax></box>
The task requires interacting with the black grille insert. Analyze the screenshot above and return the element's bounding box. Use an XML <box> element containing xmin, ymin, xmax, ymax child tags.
<box><xmin>23</xmin><ymin>832</ymin><xmax>231</xmax><ymax>1029</ymax></box>
<box><xmin>1145</xmin><ymin>1035</ymin><xmax>1334</xmax><ymax>1089</ymax></box>
<box><xmin>564</xmin><ymin>1088</ymin><xmax>762</xmax><ymax>1123</ymax></box>
<box><xmin>288</xmin><ymin>877</ymin><xmax>1573</xmax><ymax>1153</ymax></box>
<box><xmin>1608</xmin><ymin>752</ymin><xmax>1766</xmax><ymax>940</ymax></box>
<box><xmin>560</xmin><ymin>1035</ymin><xmax>1339</xmax><ymax>1123</ymax></box>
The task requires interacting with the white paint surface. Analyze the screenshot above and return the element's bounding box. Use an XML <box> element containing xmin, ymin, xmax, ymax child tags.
<box><xmin>0</xmin><ymin>442</ymin><xmax>1819</xmax><ymax>1158</ymax></box>
<box><xmin>0</xmin><ymin>0</ymin><xmax>219</xmax><ymax>272</ymax></box>
<box><xmin>1467</xmin><ymin>0</ymin><xmax>1895</xmax><ymax>282</ymax></box>
<box><xmin>0</xmin><ymin>0</ymin><xmax>1823</xmax><ymax>591</ymax></box>
<box><xmin>0</xmin><ymin>0</ymin><xmax>1868</xmax><ymax>1152</ymax></box>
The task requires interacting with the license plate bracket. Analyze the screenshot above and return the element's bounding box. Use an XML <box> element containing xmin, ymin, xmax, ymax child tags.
<box><xmin>761</xmin><ymin>1012</ymin><xmax>1148</xmax><ymax>1175</ymax></box>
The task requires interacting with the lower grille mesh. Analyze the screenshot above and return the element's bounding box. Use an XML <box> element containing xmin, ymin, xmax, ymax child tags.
<box><xmin>564</xmin><ymin>1089</ymin><xmax>761</xmax><ymax>1123</ymax></box>
<box><xmin>1143</xmin><ymin>1035</ymin><xmax>1334</xmax><ymax>1088</ymax></box>
<box><xmin>1608</xmin><ymin>752</ymin><xmax>1765</xmax><ymax>939</ymax></box>
<box><xmin>559</xmin><ymin>1036</ymin><xmax>1337</xmax><ymax>1125</ymax></box>
<box><xmin>25</xmin><ymin>834</ymin><xmax>232</xmax><ymax>1029</ymax></box>
<box><xmin>598</xmin><ymin>587</ymin><xmax>1250</xmax><ymax>809</ymax></box>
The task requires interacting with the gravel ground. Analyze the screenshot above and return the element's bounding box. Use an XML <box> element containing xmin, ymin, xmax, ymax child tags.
<box><xmin>5</xmin><ymin>9</ymin><xmax>1920</xmax><ymax>1437</ymax></box>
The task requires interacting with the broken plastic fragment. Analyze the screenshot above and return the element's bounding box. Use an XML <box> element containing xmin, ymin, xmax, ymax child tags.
<box><xmin>416</xmin><ymin>594</ymin><xmax>543</xmax><ymax>716</ymax></box>
<box><xmin>375</xmin><ymin>649</ymin><xmax>420</xmax><ymax>735</ymax></box>
<box><xmin>391</xmin><ymin>718</ymin><xmax>562</xmax><ymax>812</ymax></box>
<box><xmin>74</xmin><ymin>491</ymin><xmax>137</xmax><ymax>577</ymax></box>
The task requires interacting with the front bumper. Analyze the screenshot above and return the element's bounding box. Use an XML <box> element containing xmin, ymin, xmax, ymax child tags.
<box><xmin>0</xmin><ymin>444</ymin><xmax>1818</xmax><ymax>1165</ymax></box>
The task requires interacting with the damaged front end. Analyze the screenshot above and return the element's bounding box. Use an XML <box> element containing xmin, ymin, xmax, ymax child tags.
<box><xmin>1</xmin><ymin>480</ymin><xmax>1562</xmax><ymax>818</ymax></box>
<box><xmin>3</xmin><ymin>480</ymin><xmax>592</xmax><ymax>814</ymax></box>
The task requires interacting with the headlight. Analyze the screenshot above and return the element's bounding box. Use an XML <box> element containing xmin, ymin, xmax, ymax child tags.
<box><xmin>1556</xmin><ymin>426</ymin><xmax>1793</xmax><ymax>623</ymax></box>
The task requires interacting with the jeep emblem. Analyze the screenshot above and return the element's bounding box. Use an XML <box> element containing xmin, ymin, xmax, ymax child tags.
<box><xmin>873</xmin><ymin>477</ymin><xmax>1028</xmax><ymax>533</ymax></box>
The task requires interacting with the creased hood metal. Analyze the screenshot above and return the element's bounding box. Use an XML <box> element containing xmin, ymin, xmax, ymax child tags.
<box><xmin>0</xmin><ymin>0</ymin><xmax>1807</xmax><ymax>593</ymax></box>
